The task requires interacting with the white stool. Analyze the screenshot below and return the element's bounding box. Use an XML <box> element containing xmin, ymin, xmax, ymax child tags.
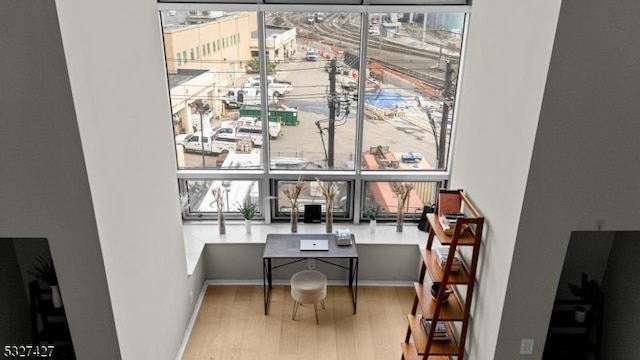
<box><xmin>290</xmin><ymin>270</ymin><xmax>327</xmax><ymax>324</ymax></box>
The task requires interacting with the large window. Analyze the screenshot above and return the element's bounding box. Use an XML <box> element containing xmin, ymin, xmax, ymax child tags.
<box><xmin>160</xmin><ymin>6</ymin><xmax>467</xmax><ymax>222</ymax></box>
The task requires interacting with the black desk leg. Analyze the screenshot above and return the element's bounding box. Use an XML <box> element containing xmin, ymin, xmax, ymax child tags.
<box><xmin>348</xmin><ymin>257</ymin><xmax>358</xmax><ymax>314</ymax></box>
<box><xmin>354</xmin><ymin>258</ymin><xmax>358</xmax><ymax>314</ymax></box>
<box><xmin>263</xmin><ymin>258</ymin><xmax>273</xmax><ymax>315</ymax></box>
<box><xmin>268</xmin><ymin>258</ymin><xmax>273</xmax><ymax>289</ymax></box>
<box><xmin>263</xmin><ymin>258</ymin><xmax>268</xmax><ymax>314</ymax></box>
<box><xmin>349</xmin><ymin>258</ymin><xmax>353</xmax><ymax>289</ymax></box>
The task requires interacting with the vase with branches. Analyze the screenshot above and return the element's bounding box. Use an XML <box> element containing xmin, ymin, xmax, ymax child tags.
<box><xmin>316</xmin><ymin>179</ymin><xmax>337</xmax><ymax>233</ymax></box>
<box><xmin>278</xmin><ymin>177</ymin><xmax>304</xmax><ymax>233</ymax></box>
<box><xmin>211</xmin><ymin>187</ymin><xmax>226</xmax><ymax>235</ymax></box>
<box><xmin>391</xmin><ymin>182</ymin><xmax>413</xmax><ymax>232</ymax></box>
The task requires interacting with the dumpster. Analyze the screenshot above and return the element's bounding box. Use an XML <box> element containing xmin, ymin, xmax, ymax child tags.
<box><xmin>239</xmin><ymin>104</ymin><xmax>299</xmax><ymax>126</ymax></box>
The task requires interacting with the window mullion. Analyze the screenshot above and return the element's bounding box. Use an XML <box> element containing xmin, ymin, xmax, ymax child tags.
<box><xmin>256</xmin><ymin>12</ymin><xmax>272</xmax><ymax>176</ymax></box>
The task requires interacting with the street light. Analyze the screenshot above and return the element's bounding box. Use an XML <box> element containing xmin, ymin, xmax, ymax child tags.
<box><xmin>193</xmin><ymin>100</ymin><xmax>210</xmax><ymax>166</ymax></box>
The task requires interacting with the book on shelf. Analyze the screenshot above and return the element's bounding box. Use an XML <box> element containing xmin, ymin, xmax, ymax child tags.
<box><xmin>434</xmin><ymin>246</ymin><xmax>461</xmax><ymax>272</ymax></box>
<box><xmin>437</xmin><ymin>190</ymin><xmax>462</xmax><ymax>218</ymax></box>
<box><xmin>421</xmin><ymin>318</ymin><xmax>450</xmax><ymax>341</ymax></box>
<box><xmin>444</xmin><ymin>212</ymin><xmax>465</xmax><ymax>222</ymax></box>
<box><xmin>439</xmin><ymin>215</ymin><xmax>468</xmax><ymax>236</ymax></box>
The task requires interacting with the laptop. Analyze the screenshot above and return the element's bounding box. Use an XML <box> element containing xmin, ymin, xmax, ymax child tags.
<box><xmin>300</xmin><ymin>239</ymin><xmax>329</xmax><ymax>251</ymax></box>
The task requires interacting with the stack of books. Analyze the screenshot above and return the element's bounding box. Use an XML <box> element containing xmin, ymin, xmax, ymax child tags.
<box><xmin>421</xmin><ymin>318</ymin><xmax>450</xmax><ymax>341</ymax></box>
<box><xmin>438</xmin><ymin>212</ymin><xmax>467</xmax><ymax>236</ymax></box>
<box><xmin>435</xmin><ymin>246</ymin><xmax>462</xmax><ymax>272</ymax></box>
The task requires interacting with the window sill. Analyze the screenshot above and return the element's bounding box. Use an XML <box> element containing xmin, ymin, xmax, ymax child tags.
<box><xmin>182</xmin><ymin>222</ymin><xmax>428</xmax><ymax>275</ymax></box>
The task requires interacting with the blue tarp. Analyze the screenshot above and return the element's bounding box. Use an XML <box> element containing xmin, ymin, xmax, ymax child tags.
<box><xmin>364</xmin><ymin>90</ymin><xmax>408</xmax><ymax>109</ymax></box>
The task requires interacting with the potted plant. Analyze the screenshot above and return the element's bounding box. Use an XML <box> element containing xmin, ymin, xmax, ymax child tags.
<box><xmin>29</xmin><ymin>256</ymin><xmax>62</xmax><ymax>308</ymax></box>
<box><xmin>363</xmin><ymin>203</ymin><xmax>381</xmax><ymax>234</ymax></box>
<box><xmin>237</xmin><ymin>200</ymin><xmax>258</xmax><ymax>234</ymax></box>
<box><xmin>568</xmin><ymin>272</ymin><xmax>601</xmax><ymax>323</ymax></box>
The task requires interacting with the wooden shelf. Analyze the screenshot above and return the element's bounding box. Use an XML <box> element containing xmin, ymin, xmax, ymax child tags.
<box><xmin>420</xmin><ymin>248</ymin><xmax>470</xmax><ymax>284</ymax></box>
<box><xmin>414</xmin><ymin>282</ymin><xmax>465</xmax><ymax>321</ymax></box>
<box><xmin>406</xmin><ymin>314</ymin><xmax>460</xmax><ymax>356</ymax></box>
<box><xmin>401</xmin><ymin>189</ymin><xmax>484</xmax><ymax>360</ymax></box>
<box><xmin>400</xmin><ymin>342</ymin><xmax>450</xmax><ymax>360</ymax></box>
<box><xmin>426</xmin><ymin>213</ymin><xmax>477</xmax><ymax>246</ymax></box>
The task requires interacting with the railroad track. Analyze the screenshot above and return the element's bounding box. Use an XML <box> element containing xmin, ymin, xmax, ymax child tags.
<box><xmin>284</xmin><ymin>13</ymin><xmax>459</xmax><ymax>91</ymax></box>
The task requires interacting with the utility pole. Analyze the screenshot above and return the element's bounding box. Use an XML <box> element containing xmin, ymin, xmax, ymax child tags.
<box><xmin>327</xmin><ymin>59</ymin><xmax>337</xmax><ymax>168</ymax></box>
<box><xmin>437</xmin><ymin>60</ymin><xmax>452</xmax><ymax>169</ymax></box>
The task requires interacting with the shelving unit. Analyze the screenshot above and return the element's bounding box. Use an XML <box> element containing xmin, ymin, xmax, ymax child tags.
<box><xmin>543</xmin><ymin>297</ymin><xmax>603</xmax><ymax>360</ymax></box>
<box><xmin>401</xmin><ymin>189</ymin><xmax>484</xmax><ymax>360</ymax></box>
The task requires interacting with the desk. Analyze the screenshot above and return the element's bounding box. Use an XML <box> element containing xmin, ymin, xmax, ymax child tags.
<box><xmin>263</xmin><ymin>233</ymin><xmax>358</xmax><ymax>315</ymax></box>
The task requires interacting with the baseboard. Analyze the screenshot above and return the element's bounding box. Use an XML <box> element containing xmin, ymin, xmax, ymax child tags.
<box><xmin>205</xmin><ymin>279</ymin><xmax>413</xmax><ymax>287</ymax></box>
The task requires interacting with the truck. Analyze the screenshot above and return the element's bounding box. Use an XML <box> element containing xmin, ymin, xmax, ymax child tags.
<box><xmin>176</xmin><ymin>128</ymin><xmax>237</xmax><ymax>154</ymax></box>
<box><xmin>220</xmin><ymin>88</ymin><xmax>260</xmax><ymax>109</ymax></box>
<box><xmin>217</xmin><ymin>116</ymin><xmax>284</xmax><ymax>146</ymax></box>
<box><xmin>243</xmin><ymin>76</ymin><xmax>292</xmax><ymax>97</ymax></box>
<box><xmin>222</xmin><ymin>116</ymin><xmax>282</xmax><ymax>138</ymax></box>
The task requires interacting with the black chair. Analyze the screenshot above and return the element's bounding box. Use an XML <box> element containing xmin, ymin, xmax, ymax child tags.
<box><xmin>29</xmin><ymin>281</ymin><xmax>72</xmax><ymax>346</ymax></box>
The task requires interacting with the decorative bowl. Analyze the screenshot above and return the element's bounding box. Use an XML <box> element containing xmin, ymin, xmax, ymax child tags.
<box><xmin>430</xmin><ymin>283</ymin><xmax>451</xmax><ymax>303</ymax></box>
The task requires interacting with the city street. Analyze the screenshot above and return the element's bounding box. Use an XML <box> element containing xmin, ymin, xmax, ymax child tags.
<box><xmin>180</xmin><ymin>50</ymin><xmax>439</xmax><ymax>170</ymax></box>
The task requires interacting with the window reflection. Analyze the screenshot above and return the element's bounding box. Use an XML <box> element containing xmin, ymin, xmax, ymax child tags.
<box><xmin>273</xmin><ymin>180</ymin><xmax>350</xmax><ymax>219</ymax></box>
<box><xmin>161</xmin><ymin>9</ymin><xmax>465</xmax><ymax>220</ymax></box>
<box><xmin>363</xmin><ymin>12</ymin><xmax>463</xmax><ymax>171</ymax></box>
<box><xmin>185</xmin><ymin>180</ymin><xmax>260</xmax><ymax>216</ymax></box>
<box><xmin>363</xmin><ymin>181</ymin><xmax>437</xmax><ymax>220</ymax></box>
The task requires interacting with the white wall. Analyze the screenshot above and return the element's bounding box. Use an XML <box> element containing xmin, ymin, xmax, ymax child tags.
<box><xmin>0</xmin><ymin>1</ymin><xmax>121</xmax><ymax>358</ymax></box>
<box><xmin>449</xmin><ymin>0</ymin><xmax>561</xmax><ymax>358</ymax></box>
<box><xmin>53</xmin><ymin>0</ymin><xmax>192</xmax><ymax>358</ymax></box>
<box><xmin>203</xmin><ymin>243</ymin><xmax>420</xmax><ymax>282</ymax></box>
<box><xmin>490</xmin><ymin>0</ymin><xmax>640</xmax><ymax>358</ymax></box>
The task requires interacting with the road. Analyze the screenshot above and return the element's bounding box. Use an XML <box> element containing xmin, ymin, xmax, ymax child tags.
<box><xmin>180</xmin><ymin>50</ymin><xmax>439</xmax><ymax>170</ymax></box>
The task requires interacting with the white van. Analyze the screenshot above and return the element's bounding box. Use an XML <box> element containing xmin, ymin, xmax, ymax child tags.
<box><xmin>217</xmin><ymin>124</ymin><xmax>264</xmax><ymax>147</ymax></box>
<box><xmin>306</xmin><ymin>49</ymin><xmax>317</xmax><ymax>61</ymax></box>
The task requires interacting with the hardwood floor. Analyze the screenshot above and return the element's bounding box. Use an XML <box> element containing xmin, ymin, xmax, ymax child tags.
<box><xmin>181</xmin><ymin>285</ymin><xmax>415</xmax><ymax>360</ymax></box>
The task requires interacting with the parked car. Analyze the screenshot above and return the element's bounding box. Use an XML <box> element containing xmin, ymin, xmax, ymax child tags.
<box><xmin>177</xmin><ymin>128</ymin><xmax>237</xmax><ymax>155</ymax></box>
<box><xmin>243</xmin><ymin>76</ymin><xmax>292</xmax><ymax>97</ymax></box>
<box><xmin>222</xmin><ymin>116</ymin><xmax>282</xmax><ymax>139</ymax></box>
<box><xmin>306</xmin><ymin>49</ymin><xmax>317</xmax><ymax>61</ymax></box>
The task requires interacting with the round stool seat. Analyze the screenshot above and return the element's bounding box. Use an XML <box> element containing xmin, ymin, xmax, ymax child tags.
<box><xmin>290</xmin><ymin>270</ymin><xmax>327</xmax><ymax>323</ymax></box>
<box><xmin>291</xmin><ymin>270</ymin><xmax>327</xmax><ymax>303</ymax></box>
